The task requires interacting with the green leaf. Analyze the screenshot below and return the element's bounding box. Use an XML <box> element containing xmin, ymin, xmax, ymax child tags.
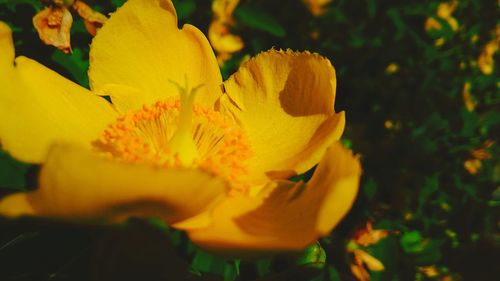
<box><xmin>362</xmin><ymin>177</ymin><xmax>378</xmax><ymax>201</ymax></box>
<box><xmin>366</xmin><ymin>0</ymin><xmax>376</xmax><ymax>17</ymax></box>
<box><xmin>191</xmin><ymin>249</ymin><xmax>238</xmax><ymax>280</ymax></box>
<box><xmin>327</xmin><ymin>266</ymin><xmax>342</xmax><ymax>281</ymax></box>
<box><xmin>295</xmin><ymin>241</ymin><xmax>326</xmax><ymax>270</ymax></box>
<box><xmin>0</xmin><ymin>150</ymin><xmax>29</xmax><ymax>191</ymax></box>
<box><xmin>191</xmin><ymin>250</ymin><xmax>222</xmax><ymax>273</ymax></box>
<box><xmin>224</xmin><ymin>260</ymin><xmax>240</xmax><ymax>281</ymax></box>
<box><xmin>111</xmin><ymin>0</ymin><xmax>127</xmax><ymax>7</ymax></box>
<box><xmin>235</xmin><ymin>6</ymin><xmax>286</xmax><ymax>37</ymax></box>
<box><xmin>400</xmin><ymin>231</ymin><xmax>424</xmax><ymax>254</ymax></box>
<box><xmin>51</xmin><ymin>48</ymin><xmax>89</xmax><ymax>87</ymax></box>
<box><xmin>0</xmin><ymin>0</ymin><xmax>42</xmax><ymax>10</ymax></box>
<box><xmin>256</xmin><ymin>258</ymin><xmax>272</xmax><ymax>277</ymax></box>
<box><xmin>386</xmin><ymin>8</ymin><xmax>406</xmax><ymax>40</ymax></box>
<box><xmin>172</xmin><ymin>0</ymin><xmax>196</xmax><ymax>21</ymax></box>
<box><xmin>418</xmin><ymin>175</ymin><xmax>439</xmax><ymax>210</ymax></box>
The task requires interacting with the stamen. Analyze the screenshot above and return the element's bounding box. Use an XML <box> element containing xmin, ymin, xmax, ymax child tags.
<box><xmin>93</xmin><ymin>91</ymin><xmax>251</xmax><ymax>192</ymax></box>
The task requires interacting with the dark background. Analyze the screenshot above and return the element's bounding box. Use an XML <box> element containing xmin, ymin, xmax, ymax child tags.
<box><xmin>0</xmin><ymin>0</ymin><xmax>498</xmax><ymax>280</ymax></box>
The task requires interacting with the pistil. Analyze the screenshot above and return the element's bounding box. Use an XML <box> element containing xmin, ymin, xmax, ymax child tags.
<box><xmin>168</xmin><ymin>79</ymin><xmax>203</xmax><ymax>165</ymax></box>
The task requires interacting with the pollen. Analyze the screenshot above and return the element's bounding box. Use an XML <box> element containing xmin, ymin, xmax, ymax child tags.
<box><xmin>93</xmin><ymin>98</ymin><xmax>251</xmax><ymax>192</ymax></box>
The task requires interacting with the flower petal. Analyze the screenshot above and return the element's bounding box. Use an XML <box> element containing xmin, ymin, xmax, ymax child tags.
<box><xmin>89</xmin><ymin>0</ymin><xmax>223</xmax><ymax>109</ymax></box>
<box><xmin>32</xmin><ymin>6</ymin><xmax>73</xmax><ymax>53</ymax></box>
<box><xmin>0</xmin><ymin>22</ymin><xmax>116</xmax><ymax>163</ymax></box>
<box><xmin>208</xmin><ymin>22</ymin><xmax>244</xmax><ymax>54</ymax></box>
<box><xmin>183</xmin><ymin>142</ymin><xmax>361</xmax><ymax>252</ymax></box>
<box><xmin>96</xmin><ymin>84</ymin><xmax>148</xmax><ymax>113</ymax></box>
<box><xmin>72</xmin><ymin>0</ymin><xmax>108</xmax><ymax>36</ymax></box>
<box><xmin>0</xmin><ymin>144</ymin><xmax>227</xmax><ymax>224</ymax></box>
<box><xmin>220</xmin><ymin>49</ymin><xmax>345</xmax><ymax>184</ymax></box>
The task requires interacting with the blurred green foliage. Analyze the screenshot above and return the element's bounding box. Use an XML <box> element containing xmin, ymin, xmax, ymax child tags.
<box><xmin>0</xmin><ymin>0</ymin><xmax>499</xmax><ymax>280</ymax></box>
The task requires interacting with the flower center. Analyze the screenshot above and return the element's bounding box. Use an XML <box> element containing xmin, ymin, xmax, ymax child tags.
<box><xmin>93</xmin><ymin>84</ymin><xmax>251</xmax><ymax>192</ymax></box>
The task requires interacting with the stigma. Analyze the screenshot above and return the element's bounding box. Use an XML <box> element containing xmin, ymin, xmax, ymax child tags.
<box><xmin>167</xmin><ymin>81</ymin><xmax>203</xmax><ymax>165</ymax></box>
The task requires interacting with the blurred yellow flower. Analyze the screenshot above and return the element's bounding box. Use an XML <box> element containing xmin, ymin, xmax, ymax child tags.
<box><xmin>462</xmin><ymin>82</ymin><xmax>476</xmax><ymax>112</ymax></box>
<box><xmin>353</xmin><ymin>221</ymin><xmax>390</xmax><ymax>247</ymax></box>
<box><xmin>209</xmin><ymin>0</ymin><xmax>243</xmax><ymax>66</ymax></box>
<box><xmin>33</xmin><ymin>0</ymin><xmax>107</xmax><ymax>53</ymax></box>
<box><xmin>385</xmin><ymin>63</ymin><xmax>399</xmax><ymax>74</ymax></box>
<box><xmin>348</xmin><ymin>222</ymin><xmax>391</xmax><ymax>281</ymax></box>
<box><xmin>418</xmin><ymin>265</ymin><xmax>440</xmax><ymax>278</ymax></box>
<box><xmin>436</xmin><ymin>0</ymin><xmax>458</xmax><ymax>31</ymax></box>
<box><xmin>72</xmin><ymin>0</ymin><xmax>108</xmax><ymax>36</ymax></box>
<box><xmin>33</xmin><ymin>4</ymin><xmax>73</xmax><ymax>53</ymax></box>
<box><xmin>425</xmin><ymin>17</ymin><xmax>442</xmax><ymax>32</ymax></box>
<box><xmin>464</xmin><ymin>159</ymin><xmax>482</xmax><ymax>175</ymax></box>
<box><xmin>424</xmin><ymin>0</ymin><xmax>459</xmax><ymax>45</ymax></box>
<box><xmin>303</xmin><ymin>0</ymin><xmax>332</xmax><ymax>16</ymax></box>
<box><xmin>477</xmin><ymin>25</ymin><xmax>500</xmax><ymax>75</ymax></box>
<box><xmin>0</xmin><ymin>0</ymin><xmax>360</xmax><ymax>252</ymax></box>
<box><xmin>464</xmin><ymin>140</ymin><xmax>493</xmax><ymax>175</ymax></box>
<box><xmin>350</xmin><ymin>249</ymin><xmax>384</xmax><ymax>281</ymax></box>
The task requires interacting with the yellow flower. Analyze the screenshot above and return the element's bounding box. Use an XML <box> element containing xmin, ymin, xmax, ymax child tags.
<box><xmin>418</xmin><ymin>265</ymin><xmax>440</xmax><ymax>278</ymax></box>
<box><xmin>352</xmin><ymin>221</ymin><xmax>390</xmax><ymax>247</ymax></box>
<box><xmin>424</xmin><ymin>0</ymin><xmax>459</xmax><ymax>44</ymax></box>
<box><xmin>477</xmin><ymin>26</ymin><xmax>500</xmax><ymax>75</ymax></box>
<box><xmin>303</xmin><ymin>0</ymin><xmax>332</xmax><ymax>16</ymax></box>
<box><xmin>208</xmin><ymin>0</ymin><xmax>244</xmax><ymax>66</ymax></box>
<box><xmin>436</xmin><ymin>1</ymin><xmax>457</xmax><ymax>20</ymax></box>
<box><xmin>72</xmin><ymin>0</ymin><xmax>108</xmax><ymax>36</ymax></box>
<box><xmin>464</xmin><ymin>140</ymin><xmax>493</xmax><ymax>175</ymax></box>
<box><xmin>436</xmin><ymin>0</ymin><xmax>459</xmax><ymax>32</ymax></box>
<box><xmin>33</xmin><ymin>4</ymin><xmax>73</xmax><ymax>53</ymax></box>
<box><xmin>33</xmin><ymin>0</ymin><xmax>107</xmax><ymax>53</ymax></box>
<box><xmin>0</xmin><ymin>0</ymin><xmax>360</xmax><ymax>252</ymax></box>
<box><xmin>385</xmin><ymin>63</ymin><xmax>399</xmax><ymax>74</ymax></box>
<box><xmin>462</xmin><ymin>82</ymin><xmax>476</xmax><ymax>112</ymax></box>
<box><xmin>347</xmin><ymin>221</ymin><xmax>391</xmax><ymax>281</ymax></box>
<box><xmin>350</xmin><ymin>249</ymin><xmax>385</xmax><ymax>281</ymax></box>
<box><xmin>425</xmin><ymin>17</ymin><xmax>442</xmax><ymax>32</ymax></box>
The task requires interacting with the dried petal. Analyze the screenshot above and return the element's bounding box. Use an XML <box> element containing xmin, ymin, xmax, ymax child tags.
<box><xmin>353</xmin><ymin>222</ymin><xmax>390</xmax><ymax>247</ymax></box>
<box><xmin>72</xmin><ymin>0</ymin><xmax>107</xmax><ymax>36</ymax></box>
<box><xmin>33</xmin><ymin>6</ymin><xmax>73</xmax><ymax>53</ymax></box>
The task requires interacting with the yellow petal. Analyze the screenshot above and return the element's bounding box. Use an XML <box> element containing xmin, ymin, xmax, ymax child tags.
<box><xmin>96</xmin><ymin>84</ymin><xmax>148</xmax><ymax>113</ymax></box>
<box><xmin>425</xmin><ymin>17</ymin><xmax>442</xmax><ymax>32</ymax></box>
<box><xmin>212</xmin><ymin>0</ymin><xmax>240</xmax><ymax>22</ymax></box>
<box><xmin>0</xmin><ymin>143</ymin><xmax>227</xmax><ymax>224</ymax></box>
<box><xmin>0</xmin><ymin>22</ymin><xmax>14</xmax><ymax>69</ymax></box>
<box><xmin>183</xmin><ymin>142</ymin><xmax>361</xmax><ymax>252</ymax></box>
<box><xmin>436</xmin><ymin>1</ymin><xmax>457</xmax><ymax>20</ymax></box>
<box><xmin>88</xmin><ymin>0</ymin><xmax>222</xmax><ymax>109</ymax></box>
<box><xmin>220</xmin><ymin>49</ymin><xmax>345</xmax><ymax>184</ymax></box>
<box><xmin>33</xmin><ymin>6</ymin><xmax>73</xmax><ymax>53</ymax></box>
<box><xmin>354</xmin><ymin>249</ymin><xmax>385</xmax><ymax>271</ymax></box>
<box><xmin>0</xmin><ymin>22</ymin><xmax>116</xmax><ymax>163</ymax></box>
<box><xmin>208</xmin><ymin>21</ymin><xmax>244</xmax><ymax>54</ymax></box>
<box><xmin>447</xmin><ymin>17</ymin><xmax>459</xmax><ymax>32</ymax></box>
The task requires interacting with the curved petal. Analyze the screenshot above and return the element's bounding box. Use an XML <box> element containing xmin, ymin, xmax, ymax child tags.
<box><xmin>220</xmin><ymin>49</ymin><xmax>345</xmax><ymax>184</ymax></box>
<box><xmin>182</xmin><ymin>142</ymin><xmax>361</xmax><ymax>252</ymax></box>
<box><xmin>96</xmin><ymin>84</ymin><xmax>148</xmax><ymax>113</ymax></box>
<box><xmin>33</xmin><ymin>6</ymin><xmax>73</xmax><ymax>53</ymax></box>
<box><xmin>0</xmin><ymin>22</ymin><xmax>116</xmax><ymax>163</ymax></box>
<box><xmin>0</xmin><ymin>143</ymin><xmax>227</xmax><ymax>224</ymax></box>
<box><xmin>89</xmin><ymin>0</ymin><xmax>223</xmax><ymax>109</ymax></box>
<box><xmin>208</xmin><ymin>22</ymin><xmax>244</xmax><ymax>54</ymax></box>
